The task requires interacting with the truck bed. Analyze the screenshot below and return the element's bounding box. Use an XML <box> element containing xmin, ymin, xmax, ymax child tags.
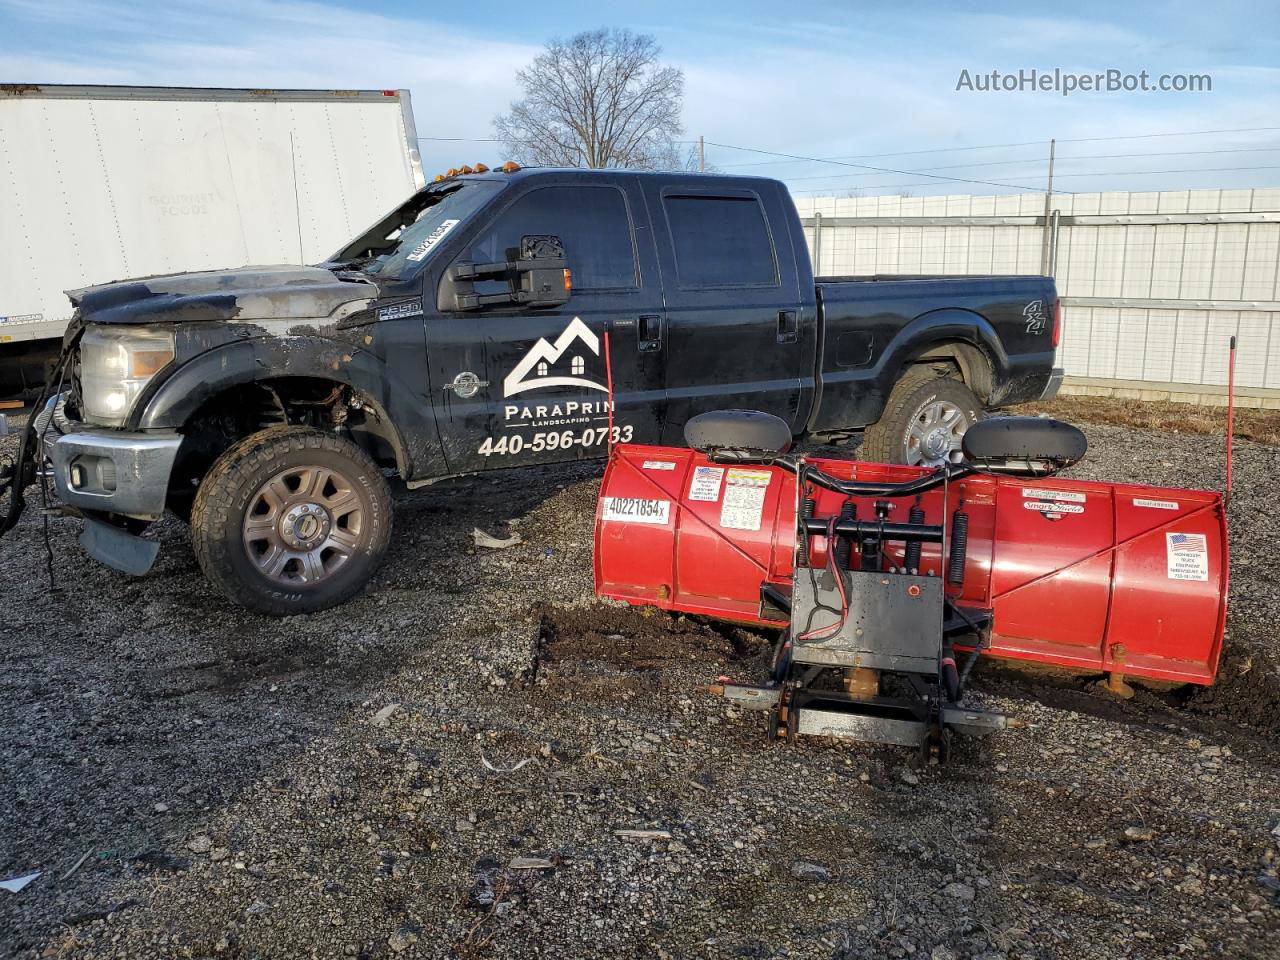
<box><xmin>809</xmin><ymin>273</ymin><xmax>1058</xmax><ymax>432</ymax></box>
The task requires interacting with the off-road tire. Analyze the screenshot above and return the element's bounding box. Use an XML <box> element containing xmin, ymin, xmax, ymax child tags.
<box><xmin>190</xmin><ymin>427</ymin><xmax>392</xmax><ymax>616</ymax></box>
<box><xmin>861</xmin><ymin>372</ymin><xmax>982</xmax><ymax>466</ymax></box>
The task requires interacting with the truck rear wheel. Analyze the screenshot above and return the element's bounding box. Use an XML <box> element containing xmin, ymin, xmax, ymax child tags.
<box><xmin>862</xmin><ymin>373</ymin><xmax>982</xmax><ymax>467</ymax></box>
<box><xmin>190</xmin><ymin>427</ymin><xmax>392</xmax><ymax>616</ymax></box>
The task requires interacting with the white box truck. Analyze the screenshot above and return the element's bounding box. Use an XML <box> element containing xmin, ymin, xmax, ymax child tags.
<box><xmin>0</xmin><ymin>84</ymin><xmax>426</xmax><ymax>394</ymax></box>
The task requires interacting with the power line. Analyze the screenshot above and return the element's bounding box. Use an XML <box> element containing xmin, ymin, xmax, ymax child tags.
<box><xmin>716</xmin><ymin>126</ymin><xmax>1280</xmax><ymax>171</ymax></box>
<box><xmin>781</xmin><ymin>146</ymin><xmax>1280</xmax><ymax>184</ymax></box>
<box><xmin>718</xmin><ymin>139</ymin><xmax>1050</xmax><ymax>169</ymax></box>
<box><xmin>788</xmin><ymin>164</ymin><xmax>1280</xmax><ymax>195</ymax></box>
<box><xmin>1058</xmin><ymin>126</ymin><xmax>1280</xmax><ymax>144</ymax></box>
<box><xmin>703</xmin><ymin>139</ymin><xmax>1051</xmax><ymax>193</ymax></box>
<box><xmin>415</xmin><ymin>133</ymin><xmax>1280</xmax><ymax>193</ymax></box>
<box><xmin>1017</xmin><ymin>164</ymin><xmax>1280</xmax><ymax>179</ymax></box>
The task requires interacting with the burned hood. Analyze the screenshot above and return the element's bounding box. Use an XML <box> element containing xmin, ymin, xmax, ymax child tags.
<box><xmin>67</xmin><ymin>265</ymin><xmax>378</xmax><ymax>326</ymax></box>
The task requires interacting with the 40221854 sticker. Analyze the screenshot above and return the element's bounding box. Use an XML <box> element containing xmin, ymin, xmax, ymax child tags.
<box><xmin>601</xmin><ymin>497</ymin><xmax>671</xmax><ymax>525</ymax></box>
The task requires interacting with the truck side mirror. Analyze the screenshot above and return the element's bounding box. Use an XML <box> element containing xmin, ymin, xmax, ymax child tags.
<box><xmin>516</xmin><ymin>235</ymin><xmax>571</xmax><ymax>308</ymax></box>
<box><xmin>439</xmin><ymin>234</ymin><xmax>572</xmax><ymax>312</ymax></box>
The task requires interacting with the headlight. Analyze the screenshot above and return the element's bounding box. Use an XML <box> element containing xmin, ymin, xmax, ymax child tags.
<box><xmin>80</xmin><ymin>326</ymin><xmax>176</xmax><ymax>426</ymax></box>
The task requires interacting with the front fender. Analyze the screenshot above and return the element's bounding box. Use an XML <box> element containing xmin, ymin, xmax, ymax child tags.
<box><xmin>132</xmin><ymin>335</ymin><xmax>444</xmax><ymax>479</ymax></box>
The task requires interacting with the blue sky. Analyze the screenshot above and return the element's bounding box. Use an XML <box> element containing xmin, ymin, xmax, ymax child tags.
<box><xmin>3</xmin><ymin>0</ymin><xmax>1279</xmax><ymax>197</ymax></box>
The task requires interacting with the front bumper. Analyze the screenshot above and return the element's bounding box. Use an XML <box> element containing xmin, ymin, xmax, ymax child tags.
<box><xmin>50</xmin><ymin>428</ymin><xmax>182</xmax><ymax>520</ymax></box>
<box><xmin>1040</xmin><ymin>367</ymin><xmax>1065</xmax><ymax>401</ymax></box>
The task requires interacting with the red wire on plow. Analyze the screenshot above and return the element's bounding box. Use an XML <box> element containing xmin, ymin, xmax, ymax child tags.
<box><xmin>604</xmin><ymin>330</ymin><xmax>615</xmax><ymax>455</ymax></box>
<box><xmin>797</xmin><ymin>517</ymin><xmax>849</xmax><ymax>642</ymax></box>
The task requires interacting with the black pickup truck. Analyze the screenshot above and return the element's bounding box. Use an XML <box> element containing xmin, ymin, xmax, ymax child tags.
<box><xmin>0</xmin><ymin>166</ymin><xmax>1061</xmax><ymax>614</ymax></box>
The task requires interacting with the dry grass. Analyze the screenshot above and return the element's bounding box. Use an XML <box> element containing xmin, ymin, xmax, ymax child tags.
<box><xmin>1014</xmin><ymin>395</ymin><xmax>1280</xmax><ymax>446</ymax></box>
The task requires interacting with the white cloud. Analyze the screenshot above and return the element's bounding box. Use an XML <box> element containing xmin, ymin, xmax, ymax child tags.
<box><xmin>2</xmin><ymin>0</ymin><xmax>1277</xmax><ymax>196</ymax></box>
<box><xmin>0</xmin><ymin>0</ymin><xmax>537</xmax><ymax>172</ymax></box>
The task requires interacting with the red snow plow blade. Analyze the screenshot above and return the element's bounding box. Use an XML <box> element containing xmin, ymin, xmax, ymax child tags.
<box><xmin>594</xmin><ymin>442</ymin><xmax>1227</xmax><ymax>687</ymax></box>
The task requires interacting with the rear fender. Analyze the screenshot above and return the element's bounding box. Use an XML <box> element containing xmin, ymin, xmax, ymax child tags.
<box><xmin>876</xmin><ymin>309</ymin><xmax>1009</xmax><ymax>395</ymax></box>
<box><xmin>813</xmin><ymin>309</ymin><xmax>1009</xmax><ymax>432</ymax></box>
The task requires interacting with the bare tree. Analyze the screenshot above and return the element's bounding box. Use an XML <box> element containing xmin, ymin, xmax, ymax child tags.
<box><xmin>494</xmin><ymin>29</ymin><xmax>686</xmax><ymax>170</ymax></box>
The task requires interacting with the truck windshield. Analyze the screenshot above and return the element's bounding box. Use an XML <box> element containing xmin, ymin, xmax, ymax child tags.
<box><xmin>333</xmin><ymin>180</ymin><xmax>503</xmax><ymax>279</ymax></box>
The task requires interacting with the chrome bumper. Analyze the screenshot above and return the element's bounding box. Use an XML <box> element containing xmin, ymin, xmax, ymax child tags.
<box><xmin>50</xmin><ymin>428</ymin><xmax>182</xmax><ymax>519</ymax></box>
<box><xmin>1040</xmin><ymin>367</ymin><xmax>1065</xmax><ymax>401</ymax></box>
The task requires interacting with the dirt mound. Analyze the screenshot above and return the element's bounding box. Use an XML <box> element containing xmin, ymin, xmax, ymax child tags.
<box><xmin>1182</xmin><ymin>642</ymin><xmax>1280</xmax><ymax>737</ymax></box>
<box><xmin>534</xmin><ymin>603</ymin><xmax>769</xmax><ymax>670</ymax></box>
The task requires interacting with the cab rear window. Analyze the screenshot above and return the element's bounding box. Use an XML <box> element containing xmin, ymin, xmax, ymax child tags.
<box><xmin>663</xmin><ymin>194</ymin><xmax>778</xmax><ymax>288</ymax></box>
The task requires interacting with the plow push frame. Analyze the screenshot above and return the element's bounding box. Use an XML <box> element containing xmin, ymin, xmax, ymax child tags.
<box><xmin>594</xmin><ymin>411</ymin><xmax>1228</xmax><ymax>758</ymax></box>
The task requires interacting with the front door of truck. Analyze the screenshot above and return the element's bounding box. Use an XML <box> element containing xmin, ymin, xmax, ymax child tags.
<box><xmin>640</xmin><ymin>181</ymin><xmax>809</xmax><ymax>444</ymax></box>
<box><xmin>426</xmin><ymin>177</ymin><xmax>666</xmax><ymax>474</ymax></box>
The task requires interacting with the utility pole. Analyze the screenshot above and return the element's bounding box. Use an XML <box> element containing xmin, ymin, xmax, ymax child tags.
<box><xmin>699</xmin><ymin>135</ymin><xmax>705</xmax><ymax>173</ymax></box>
<box><xmin>1039</xmin><ymin>138</ymin><xmax>1056</xmax><ymax>275</ymax></box>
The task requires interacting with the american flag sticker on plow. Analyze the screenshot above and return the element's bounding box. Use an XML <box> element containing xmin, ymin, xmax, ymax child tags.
<box><xmin>1166</xmin><ymin>532</ymin><xmax>1210</xmax><ymax>581</ymax></box>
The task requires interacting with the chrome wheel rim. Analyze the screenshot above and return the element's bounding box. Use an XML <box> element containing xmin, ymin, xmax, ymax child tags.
<box><xmin>905</xmin><ymin>400</ymin><xmax>969</xmax><ymax>467</ymax></box>
<box><xmin>241</xmin><ymin>465</ymin><xmax>366</xmax><ymax>585</ymax></box>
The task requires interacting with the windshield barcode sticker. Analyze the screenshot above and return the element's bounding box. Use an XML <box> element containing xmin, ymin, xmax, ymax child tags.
<box><xmin>405</xmin><ymin>219</ymin><xmax>460</xmax><ymax>262</ymax></box>
<box><xmin>601</xmin><ymin>497</ymin><xmax>670</xmax><ymax>525</ymax></box>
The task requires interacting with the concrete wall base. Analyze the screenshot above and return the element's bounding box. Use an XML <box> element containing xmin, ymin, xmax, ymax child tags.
<box><xmin>1059</xmin><ymin>377</ymin><xmax>1280</xmax><ymax>410</ymax></box>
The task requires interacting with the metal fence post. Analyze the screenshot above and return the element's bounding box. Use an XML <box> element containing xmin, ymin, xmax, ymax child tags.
<box><xmin>813</xmin><ymin>211</ymin><xmax>823</xmax><ymax>276</ymax></box>
<box><xmin>1039</xmin><ymin>138</ymin><xmax>1056</xmax><ymax>275</ymax></box>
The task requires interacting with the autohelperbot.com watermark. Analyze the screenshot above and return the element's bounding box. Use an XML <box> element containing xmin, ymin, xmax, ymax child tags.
<box><xmin>956</xmin><ymin>68</ymin><xmax>1211</xmax><ymax>96</ymax></box>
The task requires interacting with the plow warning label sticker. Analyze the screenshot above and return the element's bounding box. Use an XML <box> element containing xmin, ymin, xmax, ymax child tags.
<box><xmin>688</xmin><ymin>466</ymin><xmax>725</xmax><ymax>502</ymax></box>
<box><xmin>720</xmin><ymin>469</ymin><xmax>772</xmax><ymax>531</ymax></box>
<box><xmin>602</xmin><ymin>497</ymin><xmax>670</xmax><ymax>525</ymax></box>
<box><xmin>1166</xmin><ymin>532</ymin><xmax>1209</xmax><ymax>581</ymax></box>
<box><xmin>1135</xmin><ymin>497</ymin><xmax>1179</xmax><ymax>510</ymax></box>
<box><xmin>1020</xmin><ymin>487</ymin><xmax>1086</xmax><ymax>503</ymax></box>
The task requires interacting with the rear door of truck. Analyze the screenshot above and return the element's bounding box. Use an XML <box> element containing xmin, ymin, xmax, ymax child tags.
<box><xmin>640</xmin><ymin>178</ymin><xmax>812</xmax><ymax>443</ymax></box>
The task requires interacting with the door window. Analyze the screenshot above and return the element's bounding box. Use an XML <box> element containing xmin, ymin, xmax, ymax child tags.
<box><xmin>463</xmin><ymin>185</ymin><xmax>639</xmax><ymax>293</ymax></box>
<box><xmin>663</xmin><ymin>194</ymin><xmax>778</xmax><ymax>288</ymax></box>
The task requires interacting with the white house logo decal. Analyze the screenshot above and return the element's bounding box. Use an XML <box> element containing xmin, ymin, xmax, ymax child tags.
<box><xmin>503</xmin><ymin>317</ymin><xmax>607</xmax><ymax>397</ymax></box>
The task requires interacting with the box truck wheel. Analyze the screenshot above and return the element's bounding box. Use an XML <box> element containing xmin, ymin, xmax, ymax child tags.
<box><xmin>862</xmin><ymin>373</ymin><xmax>982</xmax><ymax>467</ymax></box>
<box><xmin>190</xmin><ymin>427</ymin><xmax>392</xmax><ymax>616</ymax></box>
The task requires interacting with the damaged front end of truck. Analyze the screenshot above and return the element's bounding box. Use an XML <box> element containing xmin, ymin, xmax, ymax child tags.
<box><xmin>0</xmin><ymin>264</ymin><xmax>388</xmax><ymax>574</ymax></box>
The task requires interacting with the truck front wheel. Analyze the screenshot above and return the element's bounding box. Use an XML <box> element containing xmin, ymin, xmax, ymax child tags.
<box><xmin>862</xmin><ymin>374</ymin><xmax>982</xmax><ymax>467</ymax></box>
<box><xmin>190</xmin><ymin>427</ymin><xmax>392</xmax><ymax>616</ymax></box>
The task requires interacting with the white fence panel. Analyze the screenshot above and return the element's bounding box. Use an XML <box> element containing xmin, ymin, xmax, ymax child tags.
<box><xmin>797</xmin><ymin>187</ymin><xmax>1280</xmax><ymax>402</ymax></box>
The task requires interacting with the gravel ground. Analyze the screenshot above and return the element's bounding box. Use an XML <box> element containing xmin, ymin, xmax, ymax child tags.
<box><xmin>1</xmin><ymin>415</ymin><xmax>1278</xmax><ymax>960</ymax></box>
